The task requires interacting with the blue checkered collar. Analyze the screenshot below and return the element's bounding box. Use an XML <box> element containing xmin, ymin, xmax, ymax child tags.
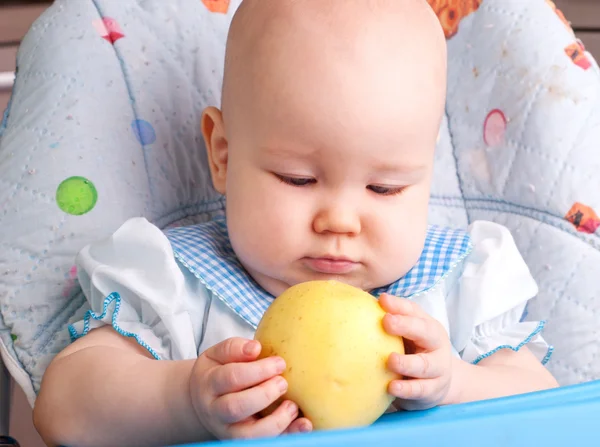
<box><xmin>165</xmin><ymin>217</ymin><xmax>472</xmax><ymax>329</ymax></box>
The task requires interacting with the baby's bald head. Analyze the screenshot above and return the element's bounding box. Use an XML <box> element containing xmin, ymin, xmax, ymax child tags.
<box><xmin>220</xmin><ymin>0</ymin><xmax>446</xmax><ymax>140</ymax></box>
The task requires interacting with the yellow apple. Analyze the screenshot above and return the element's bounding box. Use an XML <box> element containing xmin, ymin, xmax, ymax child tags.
<box><xmin>254</xmin><ymin>280</ymin><xmax>404</xmax><ymax>430</ymax></box>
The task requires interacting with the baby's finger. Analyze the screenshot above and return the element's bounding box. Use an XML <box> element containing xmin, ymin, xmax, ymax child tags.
<box><xmin>284</xmin><ymin>417</ymin><xmax>313</xmax><ymax>435</ymax></box>
<box><xmin>388</xmin><ymin>378</ymin><xmax>440</xmax><ymax>401</ymax></box>
<box><xmin>205</xmin><ymin>337</ymin><xmax>261</xmax><ymax>365</ymax></box>
<box><xmin>379</xmin><ymin>294</ymin><xmax>428</xmax><ymax>318</ymax></box>
<box><xmin>212</xmin><ymin>375</ymin><xmax>290</xmax><ymax>424</ymax></box>
<box><xmin>210</xmin><ymin>356</ymin><xmax>287</xmax><ymax>395</ymax></box>
<box><xmin>382</xmin><ymin>314</ymin><xmax>442</xmax><ymax>350</ymax></box>
<box><xmin>229</xmin><ymin>400</ymin><xmax>300</xmax><ymax>438</ymax></box>
<box><xmin>387</xmin><ymin>352</ymin><xmax>443</xmax><ymax>379</ymax></box>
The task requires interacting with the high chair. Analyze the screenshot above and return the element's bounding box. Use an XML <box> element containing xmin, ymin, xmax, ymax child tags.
<box><xmin>1</xmin><ymin>1</ymin><xmax>599</xmax><ymax>445</ymax></box>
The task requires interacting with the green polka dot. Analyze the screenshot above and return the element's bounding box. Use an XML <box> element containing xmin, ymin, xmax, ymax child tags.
<box><xmin>56</xmin><ymin>176</ymin><xmax>98</xmax><ymax>216</ymax></box>
<box><xmin>10</xmin><ymin>334</ymin><xmax>17</xmax><ymax>342</ymax></box>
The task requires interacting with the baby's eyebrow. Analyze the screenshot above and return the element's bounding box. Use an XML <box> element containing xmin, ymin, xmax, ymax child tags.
<box><xmin>259</xmin><ymin>145</ymin><xmax>317</xmax><ymax>159</ymax></box>
<box><xmin>372</xmin><ymin>162</ymin><xmax>428</xmax><ymax>175</ymax></box>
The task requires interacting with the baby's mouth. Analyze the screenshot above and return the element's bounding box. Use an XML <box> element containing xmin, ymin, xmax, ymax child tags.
<box><xmin>302</xmin><ymin>257</ymin><xmax>360</xmax><ymax>275</ymax></box>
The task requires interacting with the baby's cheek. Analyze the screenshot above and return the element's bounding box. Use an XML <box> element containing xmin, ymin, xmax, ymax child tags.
<box><xmin>227</xmin><ymin>193</ymin><xmax>304</xmax><ymax>264</ymax></box>
<box><xmin>380</xmin><ymin>227</ymin><xmax>418</xmax><ymax>280</ymax></box>
<box><xmin>372</xmin><ymin>202</ymin><xmax>428</xmax><ymax>281</ymax></box>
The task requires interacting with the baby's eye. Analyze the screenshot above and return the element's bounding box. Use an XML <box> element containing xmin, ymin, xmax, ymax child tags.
<box><xmin>367</xmin><ymin>185</ymin><xmax>406</xmax><ymax>196</ymax></box>
<box><xmin>276</xmin><ymin>174</ymin><xmax>316</xmax><ymax>187</ymax></box>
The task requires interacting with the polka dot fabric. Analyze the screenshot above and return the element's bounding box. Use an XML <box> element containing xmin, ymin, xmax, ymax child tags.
<box><xmin>0</xmin><ymin>0</ymin><xmax>236</xmax><ymax>403</ymax></box>
<box><xmin>0</xmin><ymin>0</ymin><xmax>599</xmax><ymax>404</ymax></box>
<box><xmin>428</xmin><ymin>0</ymin><xmax>600</xmax><ymax>388</ymax></box>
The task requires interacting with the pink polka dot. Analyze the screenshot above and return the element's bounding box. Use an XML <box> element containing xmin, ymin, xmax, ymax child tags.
<box><xmin>565</xmin><ymin>41</ymin><xmax>591</xmax><ymax>71</ymax></box>
<box><xmin>62</xmin><ymin>266</ymin><xmax>79</xmax><ymax>298</ymax></box>
<box><xmin>92</xmin><ymin>18</ymin><xmax>125</xmax><ymax>44</ymax></box>
<box><xmin>483</xmin><ymin>109</ymin><xmax>507</xmax><ymax>147</ymax></box>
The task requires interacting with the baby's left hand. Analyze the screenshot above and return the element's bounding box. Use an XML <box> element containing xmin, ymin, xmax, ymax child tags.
<box><xmin>380</xmin><ymin>293</ymin><xmax>453</xmax><ymax>411</ymax></box>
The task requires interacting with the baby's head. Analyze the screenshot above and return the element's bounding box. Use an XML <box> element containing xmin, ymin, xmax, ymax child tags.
<box><xmin>202</xmin><ymin>0</ymin><xmax>446</xmax><ymax>296</ymax></box>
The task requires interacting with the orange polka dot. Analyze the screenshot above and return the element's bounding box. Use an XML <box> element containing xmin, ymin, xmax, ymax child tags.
<box><xmin>202</xmin><ymin>0</ymin><xmax>230</xmax><ymax>14</ymax></box>
<box><xmin>427</xmin><ymin>0</ymin><xmax>482</xmax><ymax>39</ymax></box>
<box><xmin>566</xmin><ymin>203</ymin><xmax>600</xmax><ymax>234</ymax></box>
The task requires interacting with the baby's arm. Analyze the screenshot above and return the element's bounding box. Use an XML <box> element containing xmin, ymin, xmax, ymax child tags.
<box><xmin>381</xmin><ymin>295</ymin><xmax>558</xmax><ymax>410</ymax></box>
<box><xmin>443</xmin><ymin>347</ymin><xmax>558</xmax><ymax>405</ymax></box>
<box><xmin>35</xmin><ymin>327</ymin><xmax>310</xmax><ymax>447</ymax></box>
<box><xmin>34</xmin><ymin>326</ymin><xmax>205</xmax><ymax>447</ymax></box>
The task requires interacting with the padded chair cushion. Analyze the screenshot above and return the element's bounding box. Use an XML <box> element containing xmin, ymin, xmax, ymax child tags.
<box><xmin>0</xmin><ymin>0</ymin><xmax>598</xmax><ymax>404</ymax></box>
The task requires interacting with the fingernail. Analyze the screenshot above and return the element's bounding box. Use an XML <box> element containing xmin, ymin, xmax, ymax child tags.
<box><xmin>277</xmin><ymin>377</ymin><xmax>288</xmax><ymax>392</ymax></box>
<box><xmin>244</xmin><ymin>341</ymin><xmax>258</xmax><ymax>355</ymax></box>
<box><xmin>300</xmin><ymin>422</ymin><xmax>311</xmax><ymax>433</ymax></box>
<box><xmin>275</xmin><ymin>357</ymin><xmax>286</xmax><ymax>371</ymax></box>
<box><xmin>391</xmin><ymin>381</ymin><xmax>402</xmax><ymax>394</ymax></box>
<box><xmin>286</xmin><ymin>401</ymin><xmax>298</xmax><ymax>415</ymax></box>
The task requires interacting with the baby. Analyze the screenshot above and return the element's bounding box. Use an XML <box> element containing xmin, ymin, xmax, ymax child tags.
<box><xmin>34</xmin><ymin>1</ymin><xmax>558</xmax><ymax>446</ymax></box>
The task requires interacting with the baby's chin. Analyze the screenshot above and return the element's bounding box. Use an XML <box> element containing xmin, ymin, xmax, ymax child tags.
<box><xmin>251</xmin><ymin>271</ymin><xmax>396</xmax><ymax>298</ymax></box>
<box><xmin>240</xmin><ymin>253</ymin><xmax>419</xmax><ymax>297</ymax></box>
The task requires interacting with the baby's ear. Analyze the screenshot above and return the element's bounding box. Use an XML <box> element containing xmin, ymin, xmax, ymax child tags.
<box><xmin>201</xmin><ymin>106</ymin><xmax>228</xmax><ymax>194</ymax></box>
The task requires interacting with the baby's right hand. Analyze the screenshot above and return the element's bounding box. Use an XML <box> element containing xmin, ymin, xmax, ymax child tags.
<box><xmin>189</xmin><ymin>337</ymin><xmax>312</xmax><ymax>439</ymax></box>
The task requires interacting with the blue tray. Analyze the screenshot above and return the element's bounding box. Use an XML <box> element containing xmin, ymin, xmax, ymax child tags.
<box><xmin>181</xmin><ymin>380</ymin><xmax>600</xmax><ymax>447</ymax></box>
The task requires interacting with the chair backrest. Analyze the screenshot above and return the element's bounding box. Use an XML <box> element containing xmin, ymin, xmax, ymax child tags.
<box><xmin>0</xmin><ymin>0</ymin><xmax>599</xmax><ymax>407</ymax></box>
<box><xmin>430</xmin><ymin>0</ymin><xmax>600</xmax><ymax>388</ymax></box>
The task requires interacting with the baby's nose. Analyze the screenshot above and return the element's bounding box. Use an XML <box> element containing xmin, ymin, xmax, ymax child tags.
<box><xmin>312</xmin><ymin>204</ymin><xmax>361</xmax><ymax>236</ymax></box>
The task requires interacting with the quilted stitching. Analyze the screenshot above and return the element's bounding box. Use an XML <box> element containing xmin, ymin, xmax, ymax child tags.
<box><xmin>0</xmin><ymin>0</ymin><xmax>599</xmax><ymax>405</ymax></box>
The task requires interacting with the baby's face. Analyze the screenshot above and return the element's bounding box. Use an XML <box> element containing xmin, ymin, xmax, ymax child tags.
<box><xmin>203</xmin><ymin>0</ymin><xmax>446</xmax><ymax>296</ymax></box>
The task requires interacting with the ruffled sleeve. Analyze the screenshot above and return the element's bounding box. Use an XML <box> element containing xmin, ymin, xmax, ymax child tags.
<box><xmin>446</xmin><ymin>221</ymin><xmax>553</xmax><ymax>365</ymax></box>
<box><xmin>68</xmin><ymin>218</ymin><xmax>205</xmax><ymax>361</ymax></box>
